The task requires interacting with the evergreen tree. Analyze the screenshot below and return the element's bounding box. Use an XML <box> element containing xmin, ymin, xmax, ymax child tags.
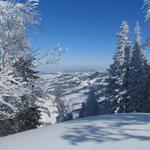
<box><xmin>79</xmin><ymin>102</ymin><xmax>86</xmax><ymax>118</ymax></box>
<box><xmin>13</xmin><ymin>57</ymin><xmax>40</xmax><ymax>130</ymax></box>
<box><xmin>107</xmin><ymin>21</ymin><xmax>132</xmax><ymax>113</ymax></box>
<box><xmin>144</xmin><ymin>63</ymin><xmax>150</xmax><ymax>112</ymax></box>
<box><xmin>79</xmin><ymin>85</ymin><xmax>99</xmax><ymax>117</ymax></box>
<box><xmin>54</xmin><ymin>85</ymin><xmax>71</xmax><ymax>123</ymax></box>
<box><xmin>13</xmin><ymin>57</ymin><xmax>39</xmax><ymax>83</ymax></box>
<box><xmin>127</xmin><ymin>22</ymin><xmax>146</xmax><ymax>112</ymax></box>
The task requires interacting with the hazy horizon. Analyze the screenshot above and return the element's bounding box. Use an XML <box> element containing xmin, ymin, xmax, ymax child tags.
<box><xmin>37</xmin><ymin>64</ymin><xmax>108</xmax><ymax>73</ymax></box>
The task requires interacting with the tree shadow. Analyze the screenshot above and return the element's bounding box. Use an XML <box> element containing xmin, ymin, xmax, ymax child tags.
<box><xmin>61</xmin><ymin>113</ymin><xmax>150</xmax><ymax>145</ymax></box>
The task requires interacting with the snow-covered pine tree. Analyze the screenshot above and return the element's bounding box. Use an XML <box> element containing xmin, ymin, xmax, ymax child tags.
<box><xmin>0</xmin><ymin>0</ymin><xmax>66</xmax><ymax>136</ymax></box>
<box><xmin>13</xmin><ymin>57</ymin><xmax>39</xmax><ymax>83</ymax></box>
<box><xmin>127</xmin><ymin>21</ymin><xmax>146</xmax><ymax>112</ymax></box>
<box><xmin>0</xmin><ymin>67</ymin><xmax>31</xmax><ymax>119</ymax></box>
<box><xmin>141</xmin><ymin>0</ymin><xmax>150</xmax><ymax>112</ymax></box>
<box><xmin>0</xmin><ymin>0</ymin><xmax>41</xmax><ymax>135</ymax></box>
<box><xmin>140</xmin><ymin>0</ymin><xmax>150</xmax><ymax>50</ymax></box>
<box><xmin>13</xmin><ymin>56</ymin><xmax>40</xmax><ymax>130</ymax></box>
<box><xmin>79</xmin><ymin>85</ymin><xmax>99</xmax><ymax>117</ymax></box>
<box><xmin>144</xmin><ymin>63</ymin><xmax>150</xmax><ymax>112</ymax></box>
<box><xmin>107</xmin><ymin>21</ymin><xmax>132</xmax><ymax>113</ymax></box>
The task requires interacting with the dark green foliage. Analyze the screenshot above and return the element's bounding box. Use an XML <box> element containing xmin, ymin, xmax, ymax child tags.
<box><xmin>106</xmin><ymin>22</ymin><xmax>148</xmax><ymax>114</ymax></box>
<box><xmin>0</xmin><ymin>106</ymin><xmax>40</xmax><ymax>137</ymax></box>
<box><xmin>127</xmin><ymin>42</ymin><xmax>146</xmax><ymax>112</ymax></box>
<box><xmin>144</xmin><ymin>63</ymin><xmax>150</xmax><ymax>112</ymax></box>
<box><xmin>79</xmin><ymin>86</ymin><xmax>99</xmax><ymax>118</ymax></box>
<box><xmin>106</xmin><ymin>45</ymin><xmax>132</xmax><ymax>113</ymax></box>
<box><xmin>13</xmin><ymin>57</ymin><xmax>39</xmax><ymax>82</ymax></box>
<box><xmin>0</xmin><ymin>56</ymin><xmax>42</xmax><ymax>136</ymax></box>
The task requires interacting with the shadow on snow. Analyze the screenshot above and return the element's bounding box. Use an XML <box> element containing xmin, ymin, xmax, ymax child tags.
<box><xmin>61</xmin><ymin>113</ymin><xmax>150</xmax><ymax>145</ymax></box>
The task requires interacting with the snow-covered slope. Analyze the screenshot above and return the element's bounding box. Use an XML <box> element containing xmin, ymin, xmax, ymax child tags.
<box><xmin>39</xmin><ymin>71</ymin><xmax>108</xmax><ymax>105</ymax></box>
<box><xmin>37</xmin><ymin>71</ymin><xmax>108</xmax><ymax>124</ymax></box>
<box><xmin>0</xmin><ymin>113</ymin><xmax>150</xmax><ymax>150</ymax></box>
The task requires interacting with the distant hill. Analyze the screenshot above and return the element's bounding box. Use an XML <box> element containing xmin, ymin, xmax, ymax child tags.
<box><xmin>37</xmin><ymin>71</ymin><xmax>108</xmax><ymax>124</ymax></box>
<box><xmin>37</xmin><ymin>65</ymin><xmax>108</xmax><ymax>73</ymax></box>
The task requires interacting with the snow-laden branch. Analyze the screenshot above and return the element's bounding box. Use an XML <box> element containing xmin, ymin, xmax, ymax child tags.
<box><xmin>143</xmin><ymin>0</ymin><xmax>150</xmax><ymax>20</ymax></box>
<box><xmin>140</xmin><ymin>0</ymin><xmax>150</xmax><ymax>49</ymax></box>
<box><xmin>34</xmin><ymin>44</ymin><xmax>68</xmax><ymax>67</ymax></box>
<box><xmin>0</xmin><ymin>67</ymin><xmax>32</xmax><ymax>118</ymax></box>
<box><xmin>0</xmin><ymin>0</ymin><xmax>40</xmax><ymax>68</ymax></box>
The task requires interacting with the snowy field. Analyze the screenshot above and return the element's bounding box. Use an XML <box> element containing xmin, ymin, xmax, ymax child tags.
<box><xmin>0</xmin><ymin>113</ymin><xmax>150</xmax><ymax>150</ymax></box>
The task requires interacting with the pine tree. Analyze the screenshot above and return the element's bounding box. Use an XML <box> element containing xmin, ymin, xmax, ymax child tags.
<box><xmin>144</xmin><ymin>63</ymin><xmax>150</xmax><ymax>112</ymax></box>
<box><xmin>13</xmin><ymin>56</ymin><xmax>40</xmax><ymax>127</ymax></box>
<box><xmin>79</xmin><ymin>102</ymin><xmax>86</xmax><ymax>118</ymax></box>
<box><xmin>107</xmin><ymin>21</ymin><xmax>132</xmax><ymax>113</ymax></box>
<box><xmin>53</xmin><ymin>84</ymin><xmax>71</xmax><ymax>123</ymax></box>
<box><xmin>13</xmin><ymin>57</ymin><xmax>39</xmax><ymax>83</ymax></box>
<box><xmin>127</xmin><ymin>21</ymin><xmax>146</xmax><ymax>112</ymax></box>
<box><xmin>79</xmin><ymin>85</ymin><xmax>99</xmax><ymax>117</ymax></box>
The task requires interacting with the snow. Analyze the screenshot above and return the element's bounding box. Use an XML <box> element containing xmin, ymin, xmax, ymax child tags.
<box><xmin>0</xmin><ymin>113</ymin><xmax>150</xmax><ymax>150</ymax></box>
<box><xmin>37</xmin><ymin>71</ymin><xmax>108</xmax><ymax>124</ymax></box>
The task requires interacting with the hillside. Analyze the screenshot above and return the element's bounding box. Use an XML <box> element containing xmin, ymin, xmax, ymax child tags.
<box><xmin>37</xmin><ymin>71</ymin><xmax>108</xmax><ymax>124</ymax></box>
<box><xmin>0</xmin><ymin>113</ymin><xmax>150</xmax><ymax>150</ymax></box>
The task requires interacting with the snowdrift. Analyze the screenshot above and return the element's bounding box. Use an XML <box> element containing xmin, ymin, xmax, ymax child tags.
<box><xmin>0</xmin><ymin>113</ymin><xmax>150</xmax><ymax>150</ymax></box>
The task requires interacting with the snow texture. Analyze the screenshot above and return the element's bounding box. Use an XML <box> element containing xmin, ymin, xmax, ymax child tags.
<box><xmin>0</xmin><ymin>113</ymin><xmax>150</xmax><ymax>150</ymax></box>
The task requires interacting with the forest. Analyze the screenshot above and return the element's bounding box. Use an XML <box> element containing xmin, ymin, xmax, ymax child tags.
<box><xmin>0</xmin><ymin>0</ymin><xmax>150</xmax><ymax>140</ymax></box>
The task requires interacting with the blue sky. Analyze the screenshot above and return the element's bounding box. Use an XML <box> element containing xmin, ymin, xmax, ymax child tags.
<box><xmin>31</xmin><ymin>0</ymin><xmax>150</xmax><ymax>69</ymax></box>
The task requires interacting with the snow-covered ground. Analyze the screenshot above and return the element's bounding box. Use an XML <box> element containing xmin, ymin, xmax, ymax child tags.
<box><xmin>0</xmin><ymin>113</ymin><xmax>150</xmax><ymax>150</ymax></box>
